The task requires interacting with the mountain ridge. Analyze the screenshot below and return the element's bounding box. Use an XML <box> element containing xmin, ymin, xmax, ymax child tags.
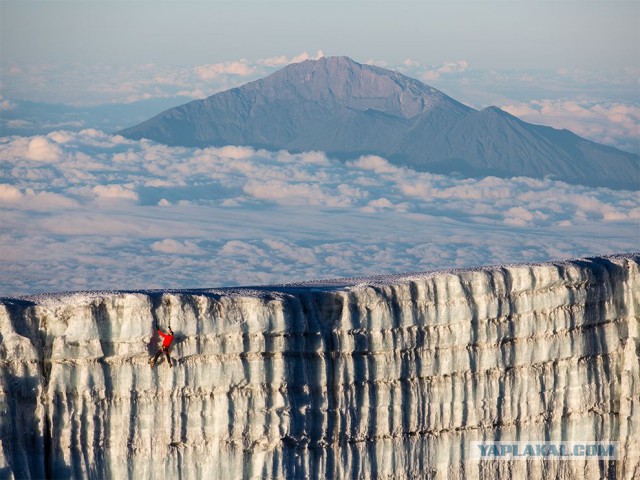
<box><xmin>118</xmin><ymin>56</ymin><xmax>639</xmax><ymax>190</ymax></box>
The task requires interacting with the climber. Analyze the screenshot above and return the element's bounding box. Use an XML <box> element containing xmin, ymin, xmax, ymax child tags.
<box><xmin>149</xmin><ymin>322</ymin><xmax>174</xmax><ymax>368</ymax></box>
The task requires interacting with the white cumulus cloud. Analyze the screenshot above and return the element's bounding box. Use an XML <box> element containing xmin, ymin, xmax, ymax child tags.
<box><xmin>194</xmin><ymin>60</ymin><xmax>256</xmax><ymax>80</ymax></box>
<box><xmin>290</xmin><ymin>50</ymin><xmax>325</xmax><ymax>64</ymax></box>
<box><xmin>421</xmin><ymin>60</ymin><xmax>469</xmax><ymax>81</ymax></box>
<box><xmin>151</xmin><ymin>239</ymin><xmax>205</xmax><ymax>255</ymax></box>
<box><xmin>0</xmin><ymin>184</ymin><xmax>23</xmax><ymax>202</ymax></box>
<box><xmin>92</xmin><ymin>185</ymin><xmax>139</xmax><ymax>201</ymax></box>
<box><xmin>26</xmin><ymin>137</ymin><xmax>62</xmax><ymax>162</ymax></box>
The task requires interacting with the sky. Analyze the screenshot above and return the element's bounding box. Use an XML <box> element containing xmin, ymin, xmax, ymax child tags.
<box><xmin>2</xmin><ymin>1</ymin><xmax>638</xmax><ymax>70</ymax></box>
<box><xmin>0</xmin><ymin>1</ymin><xmax>638</xmax><ymax>295</ymax></box>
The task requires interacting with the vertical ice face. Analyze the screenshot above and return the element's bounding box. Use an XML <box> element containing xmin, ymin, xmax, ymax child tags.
<box><xmin>1</xmin><ymin>254</ymin><xmax>638</xmax><ymax>479</ymax></box>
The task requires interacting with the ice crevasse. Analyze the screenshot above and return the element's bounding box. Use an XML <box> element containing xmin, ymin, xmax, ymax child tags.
<box><xmin>0</xmin><ymin>254</ymin><xmax>638</xmax><ymax>479</ymax></box>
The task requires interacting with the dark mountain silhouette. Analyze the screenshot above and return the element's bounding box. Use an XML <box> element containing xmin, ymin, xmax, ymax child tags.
<box><xmin>118</xmin><ymin>56</ymin><xmax>638</xmax><ymax>189</ymax></box>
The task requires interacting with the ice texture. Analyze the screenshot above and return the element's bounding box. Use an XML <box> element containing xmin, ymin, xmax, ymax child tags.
<box><xmin>1</xmin><ymin>254</ymin><xmax>638</xmax><ymax>479</ymax></box>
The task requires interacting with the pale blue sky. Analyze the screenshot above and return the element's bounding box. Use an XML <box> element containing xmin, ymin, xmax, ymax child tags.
<box><xmin>2</xmin><ymin>1</ymin><xmax>638</xmax><ymax>70</ymax></box>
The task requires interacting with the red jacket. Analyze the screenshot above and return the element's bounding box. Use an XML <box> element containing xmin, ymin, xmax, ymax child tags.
<box><xmin>158</xmin><ymin>329</ymin><xmax>174</xmax><ymax>349</ymax></box>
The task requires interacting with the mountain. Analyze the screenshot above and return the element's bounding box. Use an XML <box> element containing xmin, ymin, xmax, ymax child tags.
<box><xmin>118</xmin><ymin>57</ymin><xmax>639</xmax><ymax>190</ymax></box>
<box><xmin>2</xmin><ymin>254</ymin><xmax>638</xmax><ymax>478</ymax></box>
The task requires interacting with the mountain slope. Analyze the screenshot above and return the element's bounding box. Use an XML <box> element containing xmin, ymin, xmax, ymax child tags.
<box><xmin>119</xmin><ymin>57</ymin><xmax>639</xmax><ymax>189</ymax></box>
<box><xmin>404</xmin><ymin>106</ymin><xmax>640</xmax><ymax>187</ymax></box>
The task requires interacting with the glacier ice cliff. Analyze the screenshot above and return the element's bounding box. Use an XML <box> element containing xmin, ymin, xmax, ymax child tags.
<box><xmin>1</xmin><ymin>254</ymin><xmax>638</xmax><ymax>479</ymax></box>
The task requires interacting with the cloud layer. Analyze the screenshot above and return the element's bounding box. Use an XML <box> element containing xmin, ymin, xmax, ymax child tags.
<box><xmin>501</xmin><ymin>99</ymin><xmax>640</xmax><ymax>154</ymax></box>
<box><xmin>2</xmin><ymin>51</ymin><xmax>326</xmax><ymax>106</ymax></box>
<box><xmin>1</xmin><ymin>131</ymin><xmax>637</xmax><ymax>296</ymax></box>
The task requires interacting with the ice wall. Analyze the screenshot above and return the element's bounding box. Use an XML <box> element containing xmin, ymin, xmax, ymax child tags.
<box><xmin>1</xmin><ymin>254</ymin><xmax>638</xmax><ymax>479</ymax></box>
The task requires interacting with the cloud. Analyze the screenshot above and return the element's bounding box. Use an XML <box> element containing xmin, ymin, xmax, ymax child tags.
<box><xmin>257</xmin><ymin>55</ymin><xmax>290</xmax><ymax>67</ymax></box>
<box><xmin>194</xmin><ymin>60</ymin><xmax>256</xmax><ymax>81</ymax></box>
<box><xmin>92</xmin><ymin>184</ymin><xmax>139</xmax><ymax>201</ymax></box>
<box><xmin>0</xmin><ymin>184</ymin><xmax>78</xmax><ymax>210</ymax></box>
<box><xmin>221</xmin><ymin>240</ymin><xmax>267</xmax><ymax>259</ymax></box>
<box><xmin>421</xmin><ymin>60</ymin><xmax>469</xmax><ymax>81</ymax></box>
<box><xmin>263</xmin><ymin>239</ymin><xmax>318</xmax><ymax>265</ymax></box>
<box><xmin>176</xmin><ymin>88</ymin><xmax>208</xmax><ymax>99</ymax></box>
<box><xmin>26</xmin><ymin>137</ymin><xmax>62</xmax><ymax>162</ymax></box>
<box><xmin>347</xmin><ymin>155</ymin><xmax>401</xmax><ymax>174</ymax></box>
<box><xmin>361</xmin><ymin>197</ymin><xmax>403</xmax><ymax>213</ymax></box>
<box><xmin>364</xmin><ymin>59</ymin><xmax>389</xmax><ymax>68</ymax></box>
<box><xmin>0</xmin><ymin>130</ymin><xmax>637</xmax><ymax>296</ymax></box>
<box><xmin>290</xmin><ymin>50</ymin><xmax>325</xmax><ymax>64</ymax></box>
<box><xmin>47</xmin><ymin>131</ymin><xmax>75</xmax><ymax>144</ymax></box>
<box><xmin>26</xmin><ymin>190</ymin><xmax>79</xmax><ymax>209</ymax></box>
<box><xmin>243</xmin><ymin>180</ymin><xmax>344</xmax><ymax>207</ymax></box>
<box><xmin>440</xmin><ymin>60</ymin><xmax>469</xmax><ymax>74</ymax></box>
<box><xmin>151</xmin><ymin>239</ymin><xmax>205</xmax><ymax>255</ymax></box>
<box><xmin>6</xmin><ymin>119</ymin><xmax>33</xmax><ymax>128</ymax></box>
<box><xmin>0</xmin><ymin>56</ymin><xmax>278</xmax><ymax>105</ymax></box>
<box><xmin>216</xmin><ymin>145</ymin><xmax>255</xmax><ymax>160</ymax></box>
<box><xmin>0</xmin><ymin>184</ymin><xmax>23</xmax><ymax>202</ymax></box>
<box><xmin>1</xmin><ymin>99</ymin><xmax>16</xmax><ymax>111</ymax></box>
<box><xmin>500</xmin><ymin>99</ymin><xmax>640</xmax><ymax>153</ymax></box>
<box><xmin>503</xmin><ymin>207</ymin><xmax>549</xmax><ymax>227</ymax></box>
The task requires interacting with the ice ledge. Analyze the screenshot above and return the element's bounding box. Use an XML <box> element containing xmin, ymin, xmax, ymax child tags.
<box><xmin>1</xmin><ymin>253</ymin><xmax>639</xmax><ymax>479</ymax></box>
<box><xmin>4</xmin><ymin>252</ymin><xmax>638</xmax><ymax>304</ymax></box>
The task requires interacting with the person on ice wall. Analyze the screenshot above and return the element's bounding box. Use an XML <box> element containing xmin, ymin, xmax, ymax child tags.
<box><xmin>150</xmin><ymin>322</ymin><xmax>174</xmax><ymax>368</ymax></box>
